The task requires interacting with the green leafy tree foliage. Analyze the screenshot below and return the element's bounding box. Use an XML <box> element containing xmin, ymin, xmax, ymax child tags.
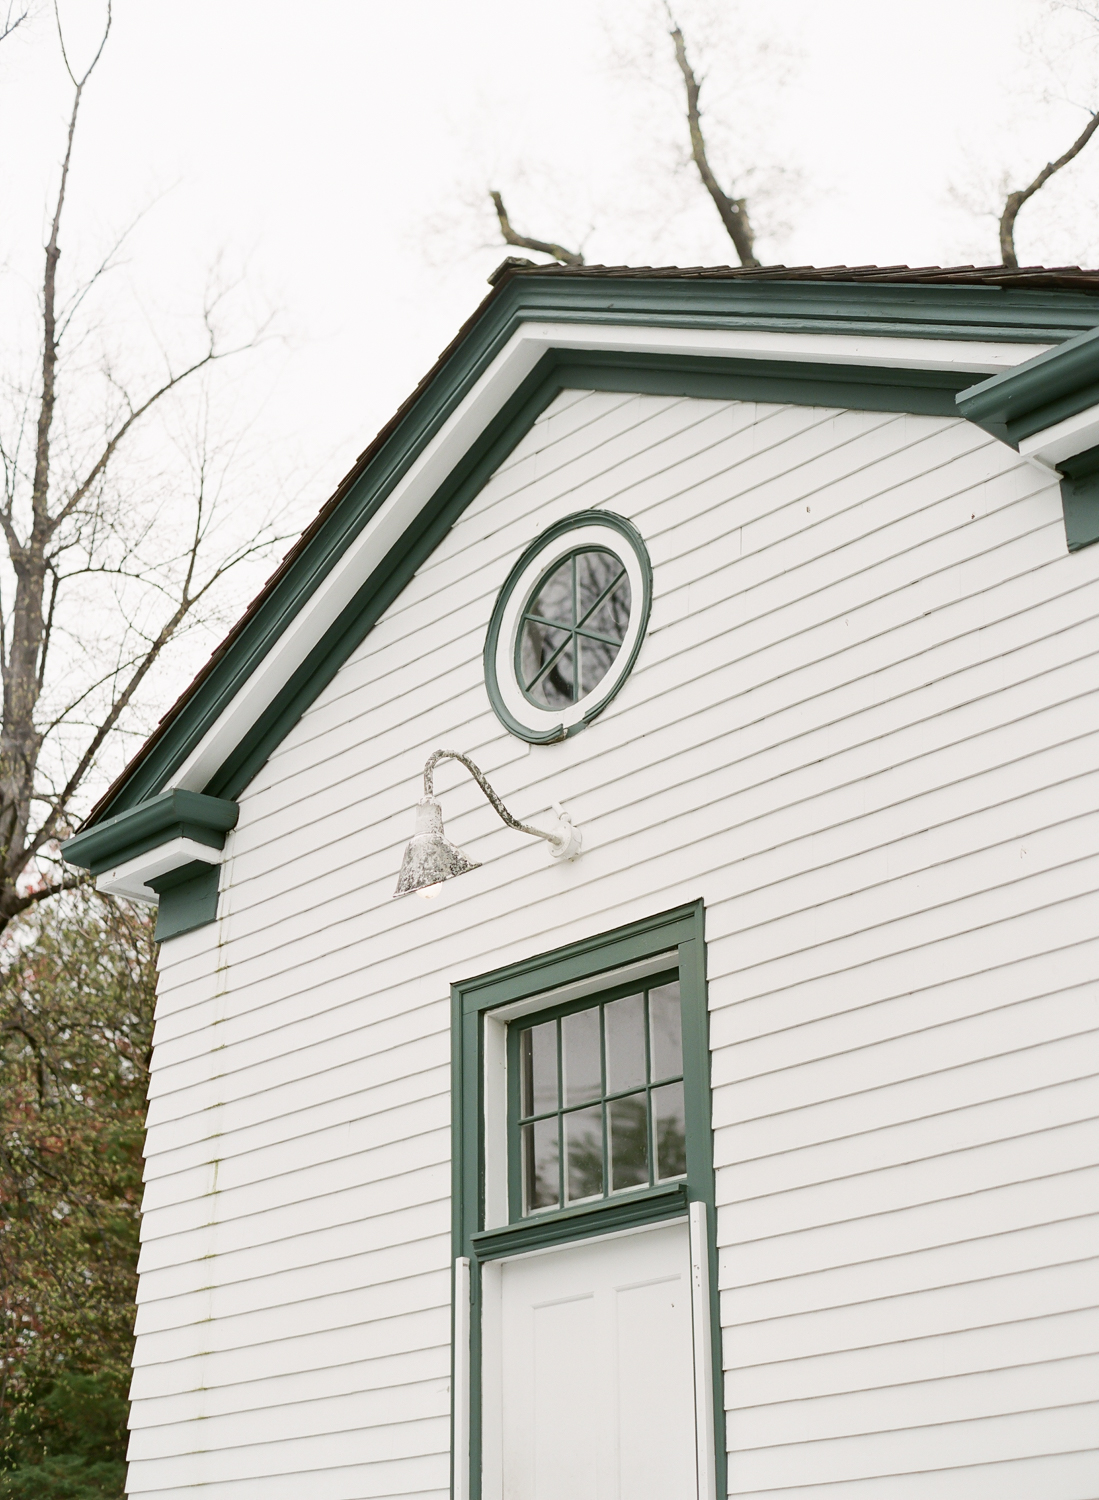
<box><xmin>0</xmin><ymin>890</ymin><xmax>156</xmax><ymax>1499</ymax></box>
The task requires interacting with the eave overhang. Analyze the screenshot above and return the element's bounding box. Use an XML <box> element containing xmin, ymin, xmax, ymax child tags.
<box><xmin>956</xmin><ymin>324</ymin><xmax>1099</xmax><ymax>549</ymax></box>
<box><xmin>60</xmin><ymin>265</ymin><xmax>1099</xmax><ymax>929</ymax></box>
<box><xmin>61</xmin><ymin>788</ymin><xmax>238</xmax><ymax>940</ymax></box>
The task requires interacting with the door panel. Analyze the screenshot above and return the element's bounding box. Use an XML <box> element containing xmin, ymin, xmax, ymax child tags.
<box><xmin>496</xmin><ymin>1221</ymin><xmax>697</xmax><ymax>1500</ymax></box>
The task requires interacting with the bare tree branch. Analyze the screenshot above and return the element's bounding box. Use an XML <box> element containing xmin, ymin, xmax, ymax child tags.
<box><xmin>489</xmin><ymin>191</ymin><xmax>585</xmax><ymax>266</ymax></box>
<box><xmin>1000</xmin><ymin>106</ymin><xmax>1099</xmax><ymax>266</ymax></box>
<box><xmin>0</xmin><ymin>5</ymin><xmax>284</xmax><ymax>928</ymax></box>
<box><xmin>0</xmin><ymin>4</ymin><xmax>114</xmax><ymax>904</ymax></box>
<box><xmin>51</xmin><ymin>345</ymin><xmax>221</xmax><ymax>534</ymax></box>
<box><xmin>667</xmin><ymin>10</ymin><xmax>759</xmax><ymax>268</ymax></box>
<box><xmin>0</xmin><ymin>4</ymin><xmax>27</xmax><ymax>44</ymax></box>
<box><xmin>0</xmin><ymin>873</ymin><xmax>85</xmax><ymax>924</ymax></box>
<box><xmin>53</xmin><ymin>0</ymin><xmax>112</xmax><ymax>90</ymax></box>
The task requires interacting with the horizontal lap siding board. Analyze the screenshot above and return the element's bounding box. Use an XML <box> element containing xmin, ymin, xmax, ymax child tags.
<box><xmin>130</xmin><ymin>387</ymin><xmax>1099</xmax><ymax>1496</ymax></box>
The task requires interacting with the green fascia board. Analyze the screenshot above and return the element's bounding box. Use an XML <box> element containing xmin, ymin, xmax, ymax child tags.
<box><xmin>90</xmin><ymin>276</ymin><xmax>1099</xmax><ymax>827</ymax></box>
<box><xmin>206</xmin><ymin>351</ymin><xmax>973</xmax><ymax>800</ymax></box>
<box><xmin>61</xmin><ymin>788</ymin><xmax>238</xmax><ymax>875</ymax></box>
<box><xmin>956</xmin><ymin>324</ymin><xmax>1099</xmax><ymax>445</ymax></box>
<box><xmin>555</xmin><ymin>347</ymin><xmax>973</xmax><ymax>413</ymax></box>
<box><xmin>1057</xmin><ymin>441</ymin><xmax>1099</xmax><ymax>550</ymax></box>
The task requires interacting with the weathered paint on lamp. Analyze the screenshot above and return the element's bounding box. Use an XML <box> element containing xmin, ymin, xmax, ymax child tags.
<box><xmin>393</xmin><ymin>795</ymin><xmax>480</xmax><ymax>898</ymax></box>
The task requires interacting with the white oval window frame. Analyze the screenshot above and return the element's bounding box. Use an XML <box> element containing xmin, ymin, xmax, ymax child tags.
<box><xmin>484</xmin><ymin>511</ymin><xmax>652</xmax><ymax>743</ymax></box>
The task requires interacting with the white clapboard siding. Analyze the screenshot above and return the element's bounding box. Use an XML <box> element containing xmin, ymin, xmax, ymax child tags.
<box><xmin>130</xmin><ymin>388</ymin><xmax>1099</xmax><ymax>1495</ymax></box>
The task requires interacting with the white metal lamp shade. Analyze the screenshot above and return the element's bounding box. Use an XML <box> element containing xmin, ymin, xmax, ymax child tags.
<box><xmin>393</xmin><ymin>796</ymin><xmax>481</xmax><ymax>898</ymax></box>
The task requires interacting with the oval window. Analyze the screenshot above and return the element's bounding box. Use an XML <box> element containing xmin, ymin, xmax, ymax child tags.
<box><xmin>484</xmin><ymin>512</ymin><xmax>651</xmax><ymax>743</ymax></box>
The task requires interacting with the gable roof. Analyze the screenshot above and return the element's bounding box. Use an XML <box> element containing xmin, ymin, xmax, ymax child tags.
<box><xmin>74</xmin><ymin>262</ymin><xmax>1099</xmax><ymax>844</ymax></box>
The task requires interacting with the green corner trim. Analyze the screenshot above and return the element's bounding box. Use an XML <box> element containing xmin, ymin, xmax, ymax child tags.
<box><xmin>956</xmin><ymin>324</ymin><xmax>1099</xmax><ymax>445</ymax></box>
<box><xmin>151</xmin><ymin>862</ymin><xmax>221</xmax><ymax>941</ymax></box>
<box><xmin>88</xmin><ymin>274</ymin><xmax>1099</xmax><ymax>829</ymax></box>
<box><xmin>1058</xmin><ymin>441</ymin><xmax>1099</xmax><ymax>550</ymax></box>
<box><xmin>61</xmin><ymin>789</ymin><xmax>238</xmax><ymax>875</ymax></box>
<box><xmin>452</xmin><ymin>899</ymin><xmax>723</xmax><ymax>1500</ymax></box>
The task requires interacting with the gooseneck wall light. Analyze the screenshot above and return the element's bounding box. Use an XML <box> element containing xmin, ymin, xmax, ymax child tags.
<box><xmin>393</xmin><ymin>749</ymin><xmax>581</xmax><ymax>899</ymax></box>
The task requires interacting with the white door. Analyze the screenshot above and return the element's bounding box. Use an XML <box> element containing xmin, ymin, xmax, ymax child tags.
<box><xmin>492</xmin><ymin>1221</ymin><xmax>697</xmax><ymax>1500</ymax></box>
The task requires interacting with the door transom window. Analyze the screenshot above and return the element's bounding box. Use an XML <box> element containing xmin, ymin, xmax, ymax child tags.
<box><xmin>509</xmin><ymin>975</ymin><xmax>686</xmax><ymax>1217</ymax></box>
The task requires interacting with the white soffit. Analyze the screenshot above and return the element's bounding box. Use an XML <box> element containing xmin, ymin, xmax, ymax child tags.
<box><xmin>96</xmin><ymin>836</ymin><xmax>222</xmax><ymax>903</ymax></box>
<box><xmin>1018</xmin><ymin>399</ymin><xmax>1099</xmax><ymax>468</ymax></box>
<box><xmin>168</xmin><ymin>321</ymin><xmax>1051</xmax><ymax>794</ymax></box>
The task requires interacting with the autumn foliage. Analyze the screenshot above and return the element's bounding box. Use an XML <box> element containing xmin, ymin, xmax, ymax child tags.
<box><xmin>0</xmin><ymin>891</ymin><xmax>157</xmax><ymax>1498</ymax></box>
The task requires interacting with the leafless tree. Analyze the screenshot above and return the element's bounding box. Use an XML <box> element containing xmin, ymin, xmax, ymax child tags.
<box><xmin>665</xmin><ymin>10</ymin><xmax>759</xmax><ymax>267</ymax></box>
<box><xmin>489</xmin><ymin>9</ymin><xmax>764</xmax><ymax>269</ymax></box>
<box><xmin>999</xmin><ymin>107</ymin><xmax>1099</xmax><ymax>266</ymax></box>
<box><xmin>0</xmin><ymin>4</ymin><xmax>287</xmax><ymax>930</ymax></box>
<box><xmin>489</xmin><ymin>191</ymin><xmax>584</xmax><ymax>267</ymax></box>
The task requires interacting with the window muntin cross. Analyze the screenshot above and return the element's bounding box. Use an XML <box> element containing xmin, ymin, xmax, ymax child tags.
<box><xmin>517</xmin><ymin>547</ymin><xmax>632</xmax><ymax>710</ymax></box>
<box><xmin>511</xmin><ymin>975</ymin><xmax>687</xmax><ymax>1217</ymax></box>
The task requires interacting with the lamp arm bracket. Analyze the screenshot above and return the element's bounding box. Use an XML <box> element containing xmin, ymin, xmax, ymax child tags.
<box><xmin>423</xmin><ymin>750</ymin><xmax>561</xmax><ymax>848</ymax></box>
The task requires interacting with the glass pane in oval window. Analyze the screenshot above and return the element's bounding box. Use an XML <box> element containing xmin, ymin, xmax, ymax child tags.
<box><xmin>519</xmin><ymin>622</ymin><xmax>573</xmax><ymax>708</ymax></box>
<box><xmin>519</xmin><ymin>548</ymin><xmax>631</xmax><ymax>708</ymax></box>
<box><xmin>576</xmin><ymin>549</ymin><xmax>623</xmax><ymax>618</ymax></box>
<box><xmin>528</xmin><ymin>556</ymin><xmax>573</xmax><ymax>626</ymax></box>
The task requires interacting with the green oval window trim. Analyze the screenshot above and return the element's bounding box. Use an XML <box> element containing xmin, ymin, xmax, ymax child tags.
<box><xmin>484</xmin><ymin>511</ymin><xmax>652</xmax><ymax>743</ymax></box>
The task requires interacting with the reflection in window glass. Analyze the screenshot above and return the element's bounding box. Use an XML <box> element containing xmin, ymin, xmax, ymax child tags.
<box><xmin>521</xmin><ymin>1020</ymin><xmax>557</xmax><ymax>1116</ymax></box>
<box><xmin>514</xmin><ymin>974</ymin><xmax>685</xmax><ymax>1219</ymax></box>
<box><xmin>519</xmin><ymin>628</ymin><xmax>574</xmax><ymax>709</ymax></box>
<box><xmin>652</xmin><ymin>1081</ymin><xmax>687</xmax><ymax>1181</ymax></box>
<box><xmin>566</xmin><ymin>1106</ymin><xmax>603</xmax><ymax>1202</ymax></box>
<box><xmin>648</xmin><ymin>982</ymin><xmax>683</xmax><ymax>1081</ymax></box>
<box><xmin>609</xmin><ymin>1094</ymin><xmax>649</xmax><ymax>1191</ymax></box>
<box><xmin>605</xmin><ymin>992</ymin><xmax>646</xmax><ymax>1094</ymax></box>
<box><xmin>562</xmin><ymin>1007</ymin><xmax>601</xmax><ymax>1107</ymax></box>
<box><xmin>522</xmin><ymin>1116</ymin><xmax>559</xmax><ymax>1213</ymax></box>
<box><xmin>518</xmin><ymin>548</ymin><xmax>631</xmax><ymax>709</ymax></box>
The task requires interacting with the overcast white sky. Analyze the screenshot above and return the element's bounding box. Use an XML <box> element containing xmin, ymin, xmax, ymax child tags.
<box><xmin>3</xmin><ymin>0</ymin><xmax>1098</xmax><ymax>790</ymax></box>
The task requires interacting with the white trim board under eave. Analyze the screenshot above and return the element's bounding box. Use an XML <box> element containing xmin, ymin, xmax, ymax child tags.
<box><xmin>95</xmin><ymin>836</ymin><xmax>222</xmax><ymax>903</ymax></box>
<box><xmin>167</xmin><ymin>322</ymin><xmax>1050</xmax><ymax>797</ymax></box>
<box><xmin>1019</xmin><ymin>398</ymin><xmax>1099</xmax><ymax>468</ymax></box>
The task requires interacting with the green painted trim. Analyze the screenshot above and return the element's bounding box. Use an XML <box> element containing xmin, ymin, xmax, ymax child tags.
<box><xmin>555</xmin><ymin>348</ymin><xmax>973</xmax><ymax>415</ymax></box>
<box><xmin>451</xmin><ymin>900</ymin><xmax>724</xmax><ymax>1500</ymax></box>
<box><xmin>483</xmin><ymin>509</ymin><xmax>652</xmax><ymax>743</ymax></box>
<box><xmin>956</xmin><ymin>324</ymin><xmax>1099</xmax><ymax>446</ymax></box>
<box><xmin>471</xmin><ymin>1183</ymin><xmax>688</xmax><ymax>1260</ymax></box>
<box><xmin>61</xmin><ymin>789</ymin><xmax>238</xmax><ymax>875</ymax></box>
<box><xmin>91</xmin><ymin>275</ymin><xmax>1099</xmax><ymax>827</ymax></box>
<box><xmin>1058</xmin><ymin>441</ymin><xmax>1099</xmax><ymax>551</ymax></box>
<box><xmin>151</xmin><ymin>862</ymin><xmax>220</xmax><ymax>941</ymax></box>
<box><xmin>206</xmin><ymin>363</ymin><xmax>565</xmax><ymax>799</ymax></box>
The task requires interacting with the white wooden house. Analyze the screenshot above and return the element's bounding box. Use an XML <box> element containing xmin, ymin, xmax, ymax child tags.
<box><xmin>63</xmin><ymin>262</ymin><xmax>1099</xmax><ymax>1499</ymax></box>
